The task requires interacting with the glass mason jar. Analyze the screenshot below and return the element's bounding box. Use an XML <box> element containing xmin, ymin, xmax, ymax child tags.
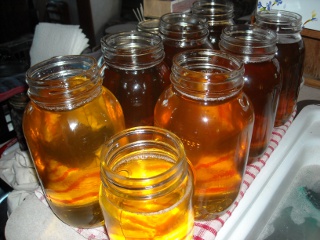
<box><xmin>191</xmin><ymin>0</ymin><xmax>234</xmax><ymax>50</ymax></box>
<box><xmin>255</xmin><ymin>10</ymin><xmax>305</xmax><ymax>126</ymax></box>
<box><xmin>137</xmin><ymin>18</ymin><xmax>160</xmax><ymax>34</ymax></box>
<box><xmin>159</xmin><ymin>12</ymin><xmax>212</xmax><ymax>69</ymax></box>
<box><xmin>23</xmin><ymin>55</ymin><xmax>125</xmax><ymax>228</ymax></box>
<box><xmin>154</xmin><ymin>49</ymin><xmax>254</xmax><ymax>220</ymax></box>
<box><xmin>219</xmin><ymin>24</ymin><xmax>281</xmax><ymax>163</ymax></box>
<box><xmin>101</xmin><ymin>31</ymin><xmax>171</xmax><ymax>128</ymax></box>
<box><xmin>99</xmin><ymin>126</ymin><xmax>194</xmax><ymax>239</ymax></box>
<box><xmin>8</xmin><ymin>92</ymin><xmax>30</xmax><ymax>151</ymax></box>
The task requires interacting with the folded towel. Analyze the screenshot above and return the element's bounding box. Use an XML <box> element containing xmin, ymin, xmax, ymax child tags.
<box><xmin>29</xmin><ymin>23</ymin><xmax>89</xmax><ymax>66</ymax></box>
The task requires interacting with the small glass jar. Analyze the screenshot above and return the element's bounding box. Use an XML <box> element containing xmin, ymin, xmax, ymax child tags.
<box><xmin>99</xmin><ymin>126</ymin><xmax>194</xmax><ymax>239</ymax></box>
<box><xmin>137</xmin><ymin>18</ymin><xmax>160</xmax><ymax>34</ymax></box>
<box><xmin>101</xmin><ymin>31</ymin><xmax>171</xmax><ymax>128</ymax></box>
<box><xmin>23</xmin><ymin>55</ymin><xmax>125</xmax><ymax>228</ymax></box>
<box><xmin>154</xmin><ymin>49</ymin><xmax>254</xmax><ymax>220</ymax></box>
<box><xmin>255</xmin><ymin>10</ymin><xmax>305</xmax><ymax>126</ymax></box>
<box><xmin>159</xmin><ymin>12</ymin><xmax>212</xmax><ymax>69</ymax></box>
<box><xmin>219</xmin><ymin>24</ymin><xmax>281</xmax><ymax>163</ymax></box>
<box><xmin>191</xmin><ymin>0</ymin><xmax>234</xmax><ymax>50</ymax></box>
<box><xmin>8</xmin><ymin>92</ymin><xmax>29</xmax><ymax>151</ymax></box>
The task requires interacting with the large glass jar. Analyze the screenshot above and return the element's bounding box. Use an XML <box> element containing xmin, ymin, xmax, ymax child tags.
<box><xmin>159</xmin><ymin>12</ymin><xmax>212</xmax><ymax>69</ymax></box>
<box><xmin>23</xmin><ymin>55</ymin><xmax>125</xmax><ymax>228</ymax></box>
<box><xmin>219</xmin><ymin>24</ymin><xmax>281</xmax><ymax>163</ymax></box>
<box><xmin>191</xmin><ymin>0</ymin><xmax>234</xmax><ymax>50</ymax></box>
<box><xmin>255</xmin><ymin>10</ymin><xmax>305</xmax><ymax>126</ymax></box>
<box><xmin>101</xmin><ymin>31</ymin><xmax>171</xmax><ymax>128</ymax></box>
<box><xmin>99</xmin><ymin>126</ymin><xmax>194</xmax><ymax>239</ymax></box>
<box><xmin>154</xmin><ymin>49</ymin><xmax>254</xmax><ymax>220</ymax></box>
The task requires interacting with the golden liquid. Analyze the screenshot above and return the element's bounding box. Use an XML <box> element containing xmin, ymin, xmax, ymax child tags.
<box><xmin>99</xmin><ymin>152</ymin><xmax>194</xmax><ymax>239</ymax></box>
<box><xmin>154</xmin><ymin>86</ymin><xmax>254</xmax><ymax>220</ymax></box>
<box><xmin>23</xmin><ymin>86</ymin><xmax>125</xmax><ymax>228</ymax></box>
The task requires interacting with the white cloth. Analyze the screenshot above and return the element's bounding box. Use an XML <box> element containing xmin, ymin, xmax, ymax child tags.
<box><xmin>0</xmin><ymin>145</ymin><xmax>39</xmax><ymax>215</ymax></box>
<box><xmin>29</xmin><ymin>22</ymin><xmax>89</xmax><ymax>66</ymax></box>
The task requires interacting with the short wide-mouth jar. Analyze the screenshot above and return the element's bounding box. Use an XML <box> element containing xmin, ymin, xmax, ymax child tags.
<box><xmin>99</xmin><ymin>126</ymin><xmax>194</xmax><ymax>239</ymax></box>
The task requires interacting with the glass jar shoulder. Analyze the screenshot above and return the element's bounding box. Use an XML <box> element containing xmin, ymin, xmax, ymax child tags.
<box><xmin>154</xmin><ymin>86</ymin><xmax>254</xmax><ymax>130</ymax></box>
<box><xmin>24</xmin><ymin>88</ymin><xmax>125</xmax><ymax>137</ymax></box>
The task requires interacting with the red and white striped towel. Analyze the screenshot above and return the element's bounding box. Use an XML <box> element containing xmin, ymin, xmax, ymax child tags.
<box><xmin>35</xmin><ymin>109</ymin><xmax>296</xmax><ymax>240</ymax></box>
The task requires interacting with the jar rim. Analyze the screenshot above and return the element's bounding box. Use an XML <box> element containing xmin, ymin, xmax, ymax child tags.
<box><xmin>219</xmin><ymin>24</ymin><xmax>277</xmax><ymax>60</ymax></box>
<box><xmin>26</xmin><ymin>55</ymin><xmax>101</xmax><ymax>110</ymax></box>
<box><xmin>101</xmin><ymin>31</ymin><xmax>165</xmax><ymax>70</ymax></box>
<box><xmin>191</xmin><ymin>0</ymin><xmax>234</xmax><ymax>21</ymax></box>
<box><xmin>159</xmin><ymin>12</ymin><xmax>209</xmax><ymax>39</ymax></box>
<box><xmin>101</xmin><ymin>126</ymin><xmax>187</xmax><ymax>182</ymax></box>
<box><xmin>255</xmin><ymin>10</ymin><xmax>302</xmax><ymax>33</ymax></box>
<box><xmin>171</xmin><ymin>49</ymin><xmax>244</xmax><ymax>100</ymax></box>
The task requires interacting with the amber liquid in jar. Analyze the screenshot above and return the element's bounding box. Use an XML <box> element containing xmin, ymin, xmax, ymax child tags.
<box><xmin>154</xmin><ymin>50</ymin><xmax>254</xmax><ymax>219</ymax></box>
<box><xmin>100</xmin><ymin>154</ymin><xmax>193</xmax><ymax>239</ymax></box>
<box><xmin>103</xmin><ymin>62</ymin><xmax>170</xmax><ymax>128</ymax></box>
<box><xmin>243</xmin><ymin>60</ymin><xmax>281</xmax><ymax>160</ymax></box>
<box><xmin>99</xmin><ymin>127</ymin><xmax>194</xmax><ymax>239</ymax></box>
<box><xmin>101</xmin><ymin>31</ymin><xmax>171</xmax><ymax>128</ymax></box>
<box><xmin>254</xmin><ymin>10</ymin><xmax>305</xmax><ymax>126</ymax></box>
<box><xmin>23</xmin><ymin>75</ymin><xmax>125</xmax><ymax>228</ymax></box>
<box><xmin>155</xmin><ymin>86</ymin><xmax>252</xmax><ymax>219</ymax></box>
<box><xmin>275</xmin><ymin>42</ymin><xmax>305</xmax><ymax>126</ymax></box>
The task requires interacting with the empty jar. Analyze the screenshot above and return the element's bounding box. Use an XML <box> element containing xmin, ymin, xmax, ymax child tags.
<box><xmin>154</xmin><ymin>49</ymin><xmax>254</xmax><ymax>220</ymax></box>
<box><xmin>219</xmin><ymin>24</ymin><xmax>281</xmax><ymax>163</ymax></box>
<box><xmin>255</xmin><ymin>10</ymin><xmax>305</xmax><ymax>126</ymax></box>
<box><xmin>23</xmin><ymin>55</ymin><xmax>125</xmax><ymax>228</ymax></box>
<box><xmin>101</xmin><ymin>31</ymin><xmax>171</xmax><ymax>128</ymax></box>
<box><xmin>99</xmin><ymin>126</ymin><xmax>194</xmax><ymax>239</ymax></box>
<box><xmin>191</xmin><ymin>0</ymin><xmax>234</xmax><ymax>49</ymax></box>
<box><xmin>159</xmin><ymin>12</ymin><xmax>212</xmax><ymax>69</ymax></box>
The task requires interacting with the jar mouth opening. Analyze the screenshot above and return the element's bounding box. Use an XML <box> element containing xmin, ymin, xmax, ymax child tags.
<box><xmin>170</xmin><ymin>49</ymin><xmax>244</xmax><ymax>99</ymax></box>
<box><xmin>159</xmin><ymin>12</ymin><xmax>209</xmax><ymax>38</ymax></box>
<box><xmin>101</xmin><ymin>126</ymin><xmax>187</xmax><ymax>183</ymax></box>
<box><xmin>101</xmin><ymin>31</ymin><xmax>165</xmax><ymax>70</ymax></box>
<box><xmin>26</xmin><ymin>55</ymin><xmax>98</xmax><ymax>82</ymax></box>
<box><xmin>219</xmin><ymin>24</ymin><xmax>277</xmax><ymax>58</ymax></box>
<box><xmin>191</xmin><ymin>0</ymin><xmax>234</xmax><ymax>20</ymax></box>
<box><xmin>137</xmin><ymin>19</ymin><xmax>160</xmax><ymax>34</ymax></box>
<box><xmin>26</xmin><ymin>55</ymin><xmax>101</xmax><ymax>110</ymax></box>
<box><xmin>255</xmin><ymin>10</ymin><xmax>302</xmax><ymax>33</ymax></box>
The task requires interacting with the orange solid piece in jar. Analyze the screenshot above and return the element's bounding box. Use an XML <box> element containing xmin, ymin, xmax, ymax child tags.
<box><xmin>154</xmin><ymin>49</ymin><xmax>254</xmax><ymax>220</ymax></box>
<box><xmin>23</xmin><ymin>55</ymin><xmax>125</xmax><ymax>228</ymax></box>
